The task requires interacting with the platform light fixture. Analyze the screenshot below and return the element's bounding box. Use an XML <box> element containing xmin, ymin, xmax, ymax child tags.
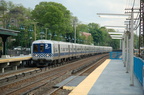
<box><xmin>97</xmin><ymin>13</ymin><xmax>130</xmax><ymax>18</ymax></box>
<box><xmin>108</xmin><ymin>32</ymin><xmax>124</xmax><ymax>35</ymax></box>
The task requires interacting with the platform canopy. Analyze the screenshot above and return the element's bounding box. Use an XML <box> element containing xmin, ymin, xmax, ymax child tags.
<box><xmin>0</xmin><ymin>28</ymin><xmax>19</xmax><ymax>36</ymax></box>
<box><xmin>108</xmin><ymin>32</ymin><xmax>124</xmax><ymax>39</ymax></box>
<box><xmin>0</xmin><ymin>28</ymin><xmax>20</xmax><ymax>55</ymax></box>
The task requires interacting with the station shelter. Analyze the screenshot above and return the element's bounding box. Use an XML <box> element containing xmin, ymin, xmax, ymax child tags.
<box><xmin>0</xmin><ymin>28</ymin><xmax>19</xmax><ymax>56</ymax></box>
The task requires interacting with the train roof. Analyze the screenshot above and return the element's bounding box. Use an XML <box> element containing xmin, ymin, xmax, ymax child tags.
<box><xmin>32</xmin><ymin>40</ymin><xmax>54</xmax><ymax>44</ymax></box>
<box><xmin>32</xmin><ymin>40</ymin><xmax>112</xmax><ymax>48</ymax></box>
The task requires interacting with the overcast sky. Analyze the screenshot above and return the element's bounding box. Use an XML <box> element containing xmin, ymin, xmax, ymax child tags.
<box><xmin>5</xmin><ymin>0</ymin><xmax>140</xmax><ymax>28</ymax></box>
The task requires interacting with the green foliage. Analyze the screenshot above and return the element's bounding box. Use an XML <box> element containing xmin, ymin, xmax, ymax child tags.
<box><xmin>76</xmin><ymin>23</ymin><xmax>120</xmax><ymax>49</ymax></box>
<box><xmin>0</xmin><ymin>0</ymin><xmax>120</xmax><ymax>50</ymax></box>
<box><xmin>88</xmin><ymin>23</ymin><xmax>103</xmax><ymax>45</ymax></box>
<box><xmin>31</xmin><ymin>2</ymin><xmax>72</xmax><ymax>40</ymax></box>
<box><xmin>77</xmin><ymin>24</ymin><xmax>89</xmax><ymax>32</ymax></box>
<box><xmin>134</xmin><ymin>34</ymin><xmax>139</xmax><ymax>49</ymax></box>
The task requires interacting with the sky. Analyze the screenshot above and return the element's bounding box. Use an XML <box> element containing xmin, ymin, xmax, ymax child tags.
<box><xmin>5</xmin><ymin>0</ymin><xmax>140</xmax><ymax>29</ymax></box>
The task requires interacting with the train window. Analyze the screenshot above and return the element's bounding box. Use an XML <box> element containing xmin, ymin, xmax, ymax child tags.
<box><xmin>33</xmin><ymin>44</ymin><xmax>38</xmax><ymax>52</ymax></box>
<box><xmin>66</xmin><ymin>48</ymin><xmax>68</xmax><ymax>51</ymax></box>
<box><xmin>55</xmin><ymin>47</ymin><xmax>57</xmax><ymax>52</ymax></box>
<box><xmin>40</xmin><ymin>44</ymin><xmax>44</xmax><ymax>52</ymax></box>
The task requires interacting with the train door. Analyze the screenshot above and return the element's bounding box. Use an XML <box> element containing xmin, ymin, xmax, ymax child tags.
<box><xmin>58</xmin><ymin>44</ymin><xmax>60</xmax><ymax>57</ymax></box>
<box><xmin>72</xmin><ymin>44</ymin><xmax>73</xmax><ymax>56</ymax></box>
<box><xmin>68</xmin><ymin>45</ymin><xmax>70</xmax><ymax>56</ymax></box>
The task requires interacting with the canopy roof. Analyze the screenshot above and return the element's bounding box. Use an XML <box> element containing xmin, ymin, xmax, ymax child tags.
<box><xmin>0</xmin><ymin>28</ymin><xmax>20</xmax><ymax>36</ymax></box>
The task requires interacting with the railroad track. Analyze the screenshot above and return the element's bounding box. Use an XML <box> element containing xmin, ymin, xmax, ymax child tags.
<box><xmin>49</xmin><ymin>55</ymin><xmax>108</xmax><ymax>95</ymax></box>
<box><xmin>0</xmin><ymin>53</ymin><xmax>108</xmax><ymax>95</ymax></box>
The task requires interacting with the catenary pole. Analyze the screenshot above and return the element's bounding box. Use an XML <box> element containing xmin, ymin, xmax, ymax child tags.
<box><xmin>129</xmin><ymin>8</ymin><xmax>134</xmax><ymax>86</ymax></box>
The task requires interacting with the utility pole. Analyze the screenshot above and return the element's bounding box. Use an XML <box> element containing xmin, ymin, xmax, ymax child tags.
<box><xmin>74</xmin><ymin>20</ymin><xmax>76</xmax><ymax>43</ymax></box>
<box><xmin>129</xmin><ymin>8</ymin><xmax>134</xmax><ymax>86</ymax></box>
<box><xmin>73</xmin><ymin>17</ymin><xmax>77</xmax><ymax>43</ymax></box>
<box><xmin>139</xmin><ymin>0</ymin><xmax>144</xmax><ymax>56</ymax></box>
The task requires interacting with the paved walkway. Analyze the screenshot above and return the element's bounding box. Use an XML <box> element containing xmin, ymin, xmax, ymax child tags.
<box><xmin>69</xmin><ymin>59</ymin><xmax>143</xmax><ymax>95</ymax></box>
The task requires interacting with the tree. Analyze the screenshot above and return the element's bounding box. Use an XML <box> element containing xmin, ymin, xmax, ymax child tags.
<box><xmin>0</xmin><ymin>0</ymin><xmax>7</xmax><ymax>28</ymax></box>
<box><xmin>134</xmin><ymin>34</ymin><xmax>139</xmax><ymax>49</ymax></box>
<box><xmin>0</xmin><ymin>0</ymin><xmax>120</xmax><ymax>50</ymax></box>
<box><xmin>32</xmin><ymin>2</ymin><xmax>72</xmax><ymax>40</ymax></box>
<box><xmin>0</xmin><ymin>0</ymin><xmax>33</xmax><ymax>48</ymax></box>
<box><xmin>99</xmin><ymin>27</ymin><xmax>111</xmax><ymax>45</ymax></box>
<box><xmin>77</xmin><ymin>24</ymin><xmax>88</xmax><ymax>32</ymax></box>
<box><xmin>76</xmin><ymin>24</ymin><xmax>93</xmax><ymax>44</ymax></box>
<box><xmin>88</xmin><ymin>23</ymin><xmax>102</xmax><ymax>45</ymax></box>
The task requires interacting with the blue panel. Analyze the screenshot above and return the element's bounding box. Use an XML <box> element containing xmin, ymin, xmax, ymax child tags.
<box><xmin>44</xmin><ymin>43</ymin><xmax>52</xmax><ymax>53</ymax></box>
<box><xmin>109</xmin><ymin>52</ymin><xmax>122</xmax><ymax>59</ymax></box>
<box><xmin>134</xmin><ymin>57</ymin><xmax>144</xmax><ymax>85</ymax></box>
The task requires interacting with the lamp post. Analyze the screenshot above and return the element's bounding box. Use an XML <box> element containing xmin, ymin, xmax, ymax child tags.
<box><xmin>48</xmin><ymin>32</ymin><xmax>52</xmax><ymax>40</ymax></box>
<box><xmin>28</xmin><ymin>26</ymin><xmax>33</xmax><ymax>53</ymax></box>
<box><xmin>19</xmin><ymin>25</ymin><xmax>25</xmax><ymax>54</ymax></box>
<box><xmin>29</xmin><ymin>37</ymin><xmax>32</xmax><ymax>53</ymax></box>
<box><xmin>45</xmin><ymin>28</ymin><xmax>48</xmax><ymax>39</ymax></box>
<box><xmin>54</xmin><ymin>32</ymin><xmax>57</xmax><ymax>40</ymax></box>
<box><xmin>65</xmin><ymin>35</ymin><xmax>67</xmax><ymax>42</ymax></box>
<box><xmin>60</xmin><ymin>34</ymin><xmax>63</xmax><ymax>41</ymax></box>
<box><xmin>68</xmin><ymin>36</ymin><xmax>71</xmax><ymax>42</ymax></box>
<box><xmin>40</xmin><ymin>31</ymin><xmax>45</xmax><ymax>39</ymax></box>
<box><xmin>31</xmin><ymin>22</ymin><xmax>38</xmax><ymax>41</ymax></box>
<box><xmin>72</xmin><ymin>38</ymin><xmax>74</xmax><ymax>43</ymax></box>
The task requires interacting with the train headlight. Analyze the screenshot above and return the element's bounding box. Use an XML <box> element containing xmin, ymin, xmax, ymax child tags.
<box><xmin>46</xmin><ymin>54</ymin><xmax>49</xmax><ymax>57</ymax></box>
<box><xmin>35</xmin><ymin>54</ymin><xmax>38</xmax><ymax>57</ymax></box>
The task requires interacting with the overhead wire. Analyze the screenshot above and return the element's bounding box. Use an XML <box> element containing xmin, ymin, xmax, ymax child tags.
<box><xmin>132</xmin><ymin>0</ymin><xmax>136</xmax><ymax>8</ymax></box>
<box><xmin>125</xmin><ymin>0</ymin><xmax>140</xmax><ymax>30</ymax></box>
<box><xmin>134</xmin><ymin>12</ymin><xmax>140</xmax><ymax>30</ymax></box>
<box><xmin>132</xmin><ymin>0</ymin><xmax>140</xmax><ymax>32</ymax></box>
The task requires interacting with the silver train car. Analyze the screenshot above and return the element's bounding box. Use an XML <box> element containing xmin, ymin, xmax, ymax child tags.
<box><xmin>32</xmin><ymin>40</ymin><xmax>112</xmax><ymax>66</ymax></box>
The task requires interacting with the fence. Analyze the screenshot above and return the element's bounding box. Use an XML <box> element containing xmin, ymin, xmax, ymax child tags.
<box><xmin>134</xmin><ymin>57</ymin><xmax>144</xmax><ymax>85</ymax></box>
<box><xmin>109</xmin><ymin>52</ymin><xmax>144</xmax><ymax>85</ymax></box>
<box><xmin>7</xmin><ymin>50</ymin><xmax>30</xmax><ymax>57</ymax></box>
<box><xmin>109</xmin><ymin>52</ymin><xmax>122</xmax><ymax>59</ymax></box>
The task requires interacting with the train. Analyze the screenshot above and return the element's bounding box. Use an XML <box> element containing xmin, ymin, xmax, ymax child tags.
<box><xmin>31</xmin><ymin>40</ymin><xmax>112</xmax><ymax>67</ymax></box>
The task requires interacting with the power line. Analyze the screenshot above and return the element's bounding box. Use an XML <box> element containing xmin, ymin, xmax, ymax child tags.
<box><xmin>132</xmin><ymin>0</ymin><xmax>136</xmax><ymax>8</ymax></box>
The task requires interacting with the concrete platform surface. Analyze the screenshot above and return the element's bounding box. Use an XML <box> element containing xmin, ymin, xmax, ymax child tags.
<box><xmin>69</xmin><ymin>59</ymin><xmax>143</xmax><ymax>95</ymax></box>
<box><xmin>63</xmin><ymin>76</ymin><xmax>87</xmax><ymax>90</ymax></box>
<box><xmin>54</xmin><ymin>76</ymin><xmax>86</xmax><ymax>90</ymax></box>
<box><xmin>54</xmin><ymin>76</ymin><xmax>77</xmax><ymax>88</ymax></box>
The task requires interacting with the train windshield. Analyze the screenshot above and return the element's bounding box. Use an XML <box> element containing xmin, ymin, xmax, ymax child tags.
<box><xmin>40</xmin><ymin>44</ymin><xmax>44</xmax><ymax>52</ymax></box>
<box><xmin>33</xmin><ymin>44</ymin><xmax>38</xmax><ymax>52</ymax></box>
<box><xmin>33</xmin><ymin>43</ymin><xmax>51</xmax><ymax>53</ymax></box>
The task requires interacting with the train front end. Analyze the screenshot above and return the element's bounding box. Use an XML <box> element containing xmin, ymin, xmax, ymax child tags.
<box><xmin>32</xmin><ymin>40</ymin><xmax>53</xmax><ymax>67</ymax></box>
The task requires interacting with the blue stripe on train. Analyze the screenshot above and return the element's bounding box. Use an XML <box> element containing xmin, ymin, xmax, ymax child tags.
<box><xmin>33</xmin><ymin>52</ymin><xmax>87</xmax><ymax>58</ymax></box>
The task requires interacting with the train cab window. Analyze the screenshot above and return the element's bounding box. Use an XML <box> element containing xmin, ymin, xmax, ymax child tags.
<box><xmin>33</xmin><ymin>44</ymin><xmax>38</xmax><ymax>52</ymax></box>
<box><xmin>40</xmin><ymin>44</ymin><xmax>44</xmax><ymax>52</ymax></box>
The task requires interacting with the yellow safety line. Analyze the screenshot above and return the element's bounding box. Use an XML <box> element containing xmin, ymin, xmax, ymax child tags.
<box><xmin>69</xmin><ymin>59</ymin><xmax>111</xmax><ymax>95</ymax></box>
<box><xmin>0</xmin><ymin>57</ymin><xmax>32</xmax><ymax>63</ymax></box>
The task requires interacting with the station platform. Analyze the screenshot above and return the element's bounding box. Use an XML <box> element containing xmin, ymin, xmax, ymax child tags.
<box><xmin>0</xmin><ymin>55</ymin><xmax>32</xmax><ymax>73</ymax></box>
<box><xmin>69</xmin><ymin>59</ymin><xmax>143</xmax><ymax>95</ymax></box>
